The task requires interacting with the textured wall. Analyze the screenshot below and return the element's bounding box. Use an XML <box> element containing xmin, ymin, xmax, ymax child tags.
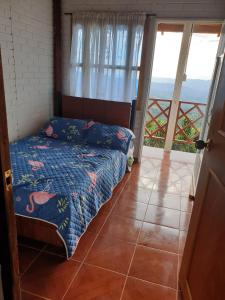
<box><xmin>0</xmin><ymin>0</ymin><xmax>53</xmax><ymax>141</ymax></box>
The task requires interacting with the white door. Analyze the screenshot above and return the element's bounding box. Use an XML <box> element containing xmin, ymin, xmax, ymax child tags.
<box><xmin>191</xmin><ymin>22</ymin><xmax>225</xmax><ymax>196</ymax></box>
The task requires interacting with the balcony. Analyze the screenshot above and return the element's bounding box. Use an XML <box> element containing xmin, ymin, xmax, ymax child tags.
<box><xmin>144</xmin><ymin>98</ymin><xmax>207</xmax><ymax>153</ymax></box>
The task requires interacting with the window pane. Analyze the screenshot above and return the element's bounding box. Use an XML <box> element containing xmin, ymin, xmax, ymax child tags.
<box><xmin>70</xmin><ymin>66</ymin><xmax>82</xmax><ymax>96</ymax></box>
<box><xmin>131</xmin><ymin>70</ymin><xmax>140</xmax><ymax>98</ymax></box>
<box><xmin>132</xmin><ymin>26</ymin><xmax>143</xmax><ymax>66</ymax></box>
<box><xmin>90</xmin><ymin>25</ymin><xmax>100</xmax><ymax>65</ymax></box>
<box><xmin>105</xmin><ymin>26</ymin><xmax>113</xmax><ymax>65</ymax></box>
<box><xmin>115</xmin><ymin>26</ymin><xmax>128</xmax><ymax>66</ymax></box>
<box><xmin>180</xmin><ymin>32</ymin><xmax>220</xmax><ymax>102</ymax></box>
<box><xmin>89</xmin><ymin>68</ymin><xmax>114</xmax><ymax>99</ymax></box>
<box><xmin>71</xmin><ymin>24</ymin><xmax>83</xmax><ymax>64</ymax></box>
<box><xmin>150</xmin><ymin>30</ymin><xmax>183</xmax><ymax>100</ymax></box>
<box><xmin>113</xmin><ymin>69</ymin><xmax>126</xmax><ymax>99</ymax></box>
<box><xmin>89</xmin><ymin>67</ymin><xmax>98</xmax><ymax>97</ymax></box>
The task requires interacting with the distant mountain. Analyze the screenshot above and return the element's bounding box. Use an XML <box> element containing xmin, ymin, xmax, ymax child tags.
<box><xmin>150</xmin><ymin>78</ymin><xmax>211</xmax><ymax>103</ymax></box>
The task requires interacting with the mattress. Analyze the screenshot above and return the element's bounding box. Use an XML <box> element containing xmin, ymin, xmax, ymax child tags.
<box><xmin>10</xmin><ymin>135</ymin><xmax>127</xmax><ymax>258</ymax></box>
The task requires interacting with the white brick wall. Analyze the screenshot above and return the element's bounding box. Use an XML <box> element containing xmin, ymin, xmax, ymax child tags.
<box><xmin>0</xmin><ymin>0</ymin><xmax>53</xmax><ymax>141</ymax></box>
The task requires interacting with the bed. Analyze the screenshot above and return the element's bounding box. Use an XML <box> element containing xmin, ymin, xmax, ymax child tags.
<box><xmin>11</xmin><ymin>96</ymin><xmax>135</xmax><ymax>258</ymax></box>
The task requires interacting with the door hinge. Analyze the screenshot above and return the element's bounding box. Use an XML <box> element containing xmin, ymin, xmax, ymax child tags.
<box><xmin>4</xmin><ymin>169</ymin><xmax>12</xmax><ymax>191</ymax></box>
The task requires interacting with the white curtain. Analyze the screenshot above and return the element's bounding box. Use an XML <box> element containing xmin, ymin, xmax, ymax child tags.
<box><xmin>70</xmin><ymin>12</ymin><xmax>145</xmax><ymax>101</ymax></box>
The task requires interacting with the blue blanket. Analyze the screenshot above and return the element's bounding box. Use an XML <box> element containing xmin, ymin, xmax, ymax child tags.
<box><xmin>10</xmin><ymin>135</ymin><xmax>127</xmax><ymax>258</ymax></box>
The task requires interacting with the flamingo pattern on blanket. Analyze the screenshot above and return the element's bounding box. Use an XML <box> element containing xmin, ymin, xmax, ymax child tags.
<box><xmin>26</xmin><ymin>192</ymin><xmax>56</xmax><ymax>213</ymax></box>
<box><xmin>10</xmin><ymin>134</ymin><xmax>128</xmax><ymax>258</ymax></box>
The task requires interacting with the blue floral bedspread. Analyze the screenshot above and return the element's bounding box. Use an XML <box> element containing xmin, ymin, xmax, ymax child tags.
<box><xmin>10</xmin><ymin>135</ymin><xmax>127</xmax><ymax>258</ymax></box>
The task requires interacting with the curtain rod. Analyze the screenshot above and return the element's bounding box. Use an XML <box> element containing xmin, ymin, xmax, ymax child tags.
<box><xmin>64</xmin><ymin>12</ymin><xmax>154</xmax><ymax>17</ymax></box>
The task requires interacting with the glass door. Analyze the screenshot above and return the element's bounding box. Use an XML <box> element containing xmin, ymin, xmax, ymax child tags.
<box><xmin>173</xmin><ymin>24</ymin><xmax>221</xmax><ymax>153</ymax></box>
<box><xmin>143</xmin><ymin>21</ymin><xmax>222</xmax><ymax>155</ymax></box>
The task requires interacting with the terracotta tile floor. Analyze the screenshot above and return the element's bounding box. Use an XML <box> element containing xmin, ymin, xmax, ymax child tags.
<box><xmin>18</xmin><ymin>147</ymin><xmax>194</xmax><ymax>300</ymax></box>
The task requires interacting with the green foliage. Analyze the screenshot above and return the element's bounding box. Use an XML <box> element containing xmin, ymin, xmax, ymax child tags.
<box><xmin>144</xmin><ymin>118</ymin><xmax>166</xmax><ymax>149</ymax></box>
<box><xmin>144</xmin><ymin>115</ymin><xmax>201</xmax><ymax>153</ymax></box>
<box><xmin>172</xmin><ymin>115</ymin><xmax>199</xmax><ymax>153</ymax></box>
<box><xmin>59</xmin><ymin>217</ymin><xmax>69</xmax><ymax>230</ymax></box>
<box><xmin>172</xmin><ymin>142</ymin><xmax>196</xmax><ymax>153</ymax></box>
<box><xmin>17</xmin><ymin>174</ymin><xmax>39</xmax><ymax>186</ymax></box>
<box><xmin>57</xmin><ymin>198</ymin><xmax>69</xmax><ymax>213</ymax></box>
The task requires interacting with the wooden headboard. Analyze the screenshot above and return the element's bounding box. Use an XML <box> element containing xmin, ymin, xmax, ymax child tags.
<box><xmin>62</xmin><ymin>96</ymin><xmax>135</xmax><ymax>129</ymax></box>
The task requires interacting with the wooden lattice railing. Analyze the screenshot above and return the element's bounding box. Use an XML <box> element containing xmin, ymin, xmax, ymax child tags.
<box><xmin>174</xmin><ymin>100</ymin><xmax>207</xmax><ymax>144</ymax></box>
<box><xmin>144</xmin><ymin>98</ymin><xmax>207</xmax><ymax>147</ymax></box>
<box><xmin>144</xmin><ymin>98</ymin><xmax>172</xmax><ymax>143</ymax></box>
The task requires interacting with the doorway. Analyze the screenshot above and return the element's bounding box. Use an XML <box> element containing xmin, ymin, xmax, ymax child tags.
<box><xmin>143</xmin><ymin>21</ymin><xmax>221</xmax><ymax>158</ymax></box>
<box><xmin>140</xmin><ymin>22</ymin><xmax>223</xmax><ymax>273</ymax></box>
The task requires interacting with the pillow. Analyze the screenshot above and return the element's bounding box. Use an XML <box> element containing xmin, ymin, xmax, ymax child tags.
<box><xmin>85</xmin><ymin>122</ymin><xmax>135</xmax><ymax>154</ymax></box>
<box><xmin>40</xmin><ymin>117</ymin><xmax>87</xmax><ymax>143</ymax></box>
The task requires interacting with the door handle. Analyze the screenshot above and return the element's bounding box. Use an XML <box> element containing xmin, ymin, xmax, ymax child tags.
<box><xmin>4</xmin><ymin>169</ymin><xmax>12</xmax><ymax>191</ymax></box>
<box><xmin>195</xmin><ymin>139</ymin><xmax>211</xmax><ymax>151</ymax></box>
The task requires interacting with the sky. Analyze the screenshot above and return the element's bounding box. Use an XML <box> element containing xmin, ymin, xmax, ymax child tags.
<box><xmin>152</xmin><ymin>32</ymin><xmax>220</xmax><ymax>80</ymax></box>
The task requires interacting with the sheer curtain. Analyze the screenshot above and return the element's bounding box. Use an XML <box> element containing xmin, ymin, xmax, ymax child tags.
<box><xmin>70</xmin><ymin>12</ymin><xmax>145</xmax><ymax>101</ymax></box>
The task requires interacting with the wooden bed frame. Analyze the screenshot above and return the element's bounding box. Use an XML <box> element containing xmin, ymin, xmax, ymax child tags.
<box><xmin>62</xmin><ymin>96</ymin><xmax>135</xmax><ymax>129</ymax></box>
<box><xmin>16</xmin><ymin>96</ymin><xmax>135</xmax><ymax>247</ymax></box>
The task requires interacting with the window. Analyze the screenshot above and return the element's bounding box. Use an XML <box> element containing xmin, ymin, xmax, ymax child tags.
<box><xmin>70</xmin><ymin>13</ymin><xmax>145</xmax><ymax>101</ymax></box>
<box><xmin>150</xmin><ymin>28</ymin><xmax>183</xmax><ymax>100</ymax></box>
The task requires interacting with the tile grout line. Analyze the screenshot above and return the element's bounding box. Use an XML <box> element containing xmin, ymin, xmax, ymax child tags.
<box><xmin>84</xmin><ymin>262</ymin><xmax>127</xmax><ymax>277</ymax></box>
<box><xmin>146</xmin><ymin>203</ymin><xmax>183</xmax><ymax>213</ymax></box>
<box><xmin>177</xmin><ymin>194</ymin><xmax>183</xmax><ymax>294</ymax></box>
<box><xmin>151</xmin><ymin>161</ymin><xmax>184</xmax><ymax>294</ymax></box>
<box><xmin>81</xmin><ymin>262</ymin><xmax>178</xmax><ymax>292</ymax></box>
<box><xmin>21</xmin><ymin>288</ymin><xmax>51</xmax><ymax>300</ymax></box>
<box><xmin>128</xmin><ymin>275</ymin><xmax>178</xmax><ymax>291</ymax></box>
<box><xmin>119</xmin><ymin>175</ymin><xmax>156</xmax><ymax>300</ymax></box>
<box><xmin>177</xmin><ymin>255</ymin><xmax>181</xmax><ymax>299</ymax></box>
<box><xmin>120</xmin><ymin>164</ymin><xmax>182</xmax><ymax>299</ymax></box>
<box><xmin>20</xmin><ymin>244</ymin><xmax>51</xmax><ymax>299</ymax></box>
<box><xmin>67</xmin><ymin>165</ymin><xmax>184</xmax><ymax>299</ymax></box>
<box><xmin>21</xmin><ymin>243</ymin><xmax>48</xmax><ymax>276</ymax></box>
<box><xmin>18</xmin><ymin>242</ymin><xmax>46</xmax><ymax>252</ymax></box>
<box><xmin>141</xmin><ymin>219</ymin><xmax>181</xmax><ymax>231</ymax></box>
<box><xmin>61</xmin><ymin>173</ymin><xmax>132</xmax><ymax>299</ymax></box>
<box><xmin>36</xmin><ymin>213</ymin><xmax>186</xmax><ymax>262</ymax></box>
<box><xmin>118</xmin><ymin>218</ymin><xmax>145</xmax><ymax>299</ymax></box>
<box><xmin>132</xmin><ymin>244</ymin><xmax>180</xmax><ymax>256</ymax></box>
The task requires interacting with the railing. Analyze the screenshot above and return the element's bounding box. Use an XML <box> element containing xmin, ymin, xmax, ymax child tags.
<box><xmin>144</xmin><ymin>98</ymin><xmax>207</xmax><ymax>151</ymax></box>
<box><xmin>174</xmin><ymin>100</ymin><xmax>207</xmax><ymax>144</ymax></box>
<box><xmin>144</xmin><ymin>98</ymin><xmax>172</xmax><ymax>146</ymax></box>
